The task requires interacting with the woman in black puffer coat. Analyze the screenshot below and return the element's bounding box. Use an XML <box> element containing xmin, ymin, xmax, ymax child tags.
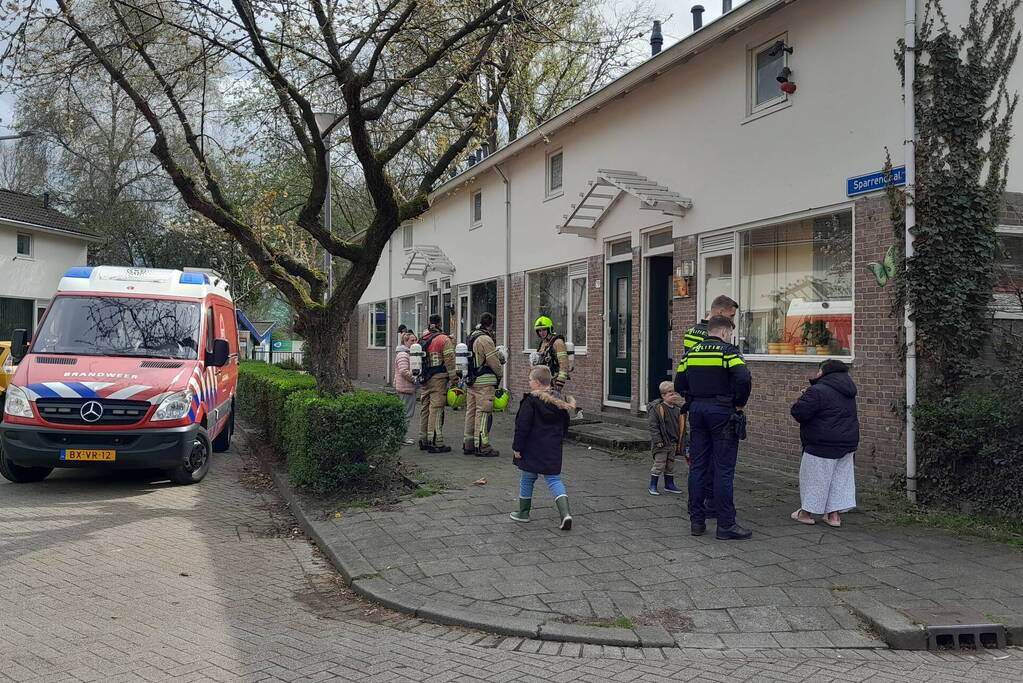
<box><xmin>790</xmin><ymin>359</ymin><xmax>859</xmax><ymax>528</ymax></box>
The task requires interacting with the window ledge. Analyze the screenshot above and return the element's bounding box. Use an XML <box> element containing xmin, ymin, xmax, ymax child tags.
<box><xmin>741</xmin><ymin>99</ymin><xmax>792</xmax><ymax>125</ymax></box>
<box><xmin>543</xmin><ymin>191</ymin><xmax>564</xmax><ymax>203</ymax></box>
<box><xmin>469</xmin><ymin>223</ymin><xmax>483</xmax><ymax>231</ymax></box>
<box><xmin>744</xmin><ymin>354</ymin><xmax>853</xmax><ymax>363</ymax></box>
<box><xmin>522</xmin><ymin>347</ymin><xmax>588</xmax><ymax>356</ymax></box>
<box><xmin>13</xmin><ymin>255</ymin><xmax>34</xmax><ymax>261</ymax></box>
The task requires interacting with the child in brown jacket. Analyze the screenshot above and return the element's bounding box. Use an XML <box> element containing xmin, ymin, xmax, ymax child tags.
<box><xmin>647</xmin><ymin>381</ymin><xmax>684</xmax><ymax>495</ymax></box>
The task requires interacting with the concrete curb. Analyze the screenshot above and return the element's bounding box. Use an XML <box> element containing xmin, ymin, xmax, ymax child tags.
<box><xmin>839</xmin><ymin>590</ymin><xmax>928</xmax><ymax>651</ymax></box>
<box><xmin>261</xmin><ymin>446</ymin><xmax>671</xmax><ymax>647</ymax></box>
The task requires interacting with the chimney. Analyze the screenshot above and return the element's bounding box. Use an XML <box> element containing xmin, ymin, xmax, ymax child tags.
<box><xmin>722</xmin><ymin>0</ymin><xmax>732</xmax><ymax>12</ymax></box>
<box><xmin>481</xmin><ymin>142</ymin><xmax>490</xmax><ymax>157</ymax></box>
<box><xmin>42</xmin><ymin>192</ymin><xmax>50</xmax><ymax>209</ymax></box>
<box><xmin>650</xmin><ymin>20</ymin><xmax>664</xmax><ymax>56</ymax></box>
<box><xmin>691</xmin><ymin>5</ymin><xmax>705</xmax><ymax>31</ymax></box>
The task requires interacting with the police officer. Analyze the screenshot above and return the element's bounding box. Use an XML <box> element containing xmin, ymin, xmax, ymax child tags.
<box><xmin>682</xmin><ymin>295</ymin><xmax>739</xmax><ymax>353</ymax></box>
<box><xmin>463</xmin><ymin>312</ymin><xmax>504</xmax><ymax>457</ymax></box>
<box><xmin>674</xmin><ymin>315</ymin><xmax>752</xmax><ymax>540</ymax></box>
<box><xmin>680</xmin><ymin>295</ymin><xmax>739</xmax><ymax>517</ymax></box>
<box><xmin>534</xmin><ymin>316</ymin><xmax>570</xmax><ymax>390</ymax></box>
<box><xmin>418</xmin><ymin>314</ymin><xmax>457</xmax><ymax>453</ymax></box>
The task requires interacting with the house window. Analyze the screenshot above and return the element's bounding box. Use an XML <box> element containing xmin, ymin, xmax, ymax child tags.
<box><xmin>470</xmin><ymin>191</ymin><xmax>482</xmax><ymax>228</ymax></box>
<box><xmin>16</xmin><ymin>233</ymin><xmax>32</xmax><ymax>257</ymax></box>
<box><xmin>470</xmin><ymin>280</ymin><xmax>497</xmax><ymax>329</ymax></box>
<box><xmin>402</xmin><ymin>225</ymin><xmax>413</xmax><ymax>250</ymax></box>
<box><xmin>399</xmin><ymin>295</ymin><xmax>418</xmax><ymax>335</ymax></box>
<box><xmin>369</xmin><ymin>302</ymin><xmax>387</xmax><ymax>348</ymax></box>
<box><xmin>608</xmin><ymin>238</ymin><xmax>632</xmax><ymax>260</ymax></box>
<box><xmin>526</xmin><ymin>263</ymin><xmax>587</xmax><ymax>350</ymax></box>
<box><xmin>547</xmin><ymin>150</ymin><xmax>563</xmax><ymax>196</ymax></box>
<box><xmin>738</xmin><ymin>211</ymin><xmax>853</xmax><ymax>356</ymax></box>
<box><xmin>647</xmin><ymin>230</ymin><xmax>673</xmax><ymax>251</ymax></box>
<box><xmin>750</xmin><ymin>35</ymin><xmax>788</xmax><ymax>113</ymax></box>
<box><xmin>994</xmin><ymin>227</ymin><xmax>1023</xmax><ymax>319</ymax></box>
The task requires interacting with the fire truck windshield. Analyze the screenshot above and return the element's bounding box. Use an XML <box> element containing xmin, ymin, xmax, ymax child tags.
<box><xmin>31</xmin><ymin>296</ymin><xmax>202</xmax><ymax>360</ymax></box>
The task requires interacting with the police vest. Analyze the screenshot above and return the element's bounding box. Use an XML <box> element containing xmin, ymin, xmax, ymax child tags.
<box><xmin>682</xmin><ymin>321</ymin><xmax>710</xmax><ymax>354</ymax></box>
<box><xmin>675</xmin><ymin>337</ymin><xmax>750</xmax><ymax>405</ymax></box>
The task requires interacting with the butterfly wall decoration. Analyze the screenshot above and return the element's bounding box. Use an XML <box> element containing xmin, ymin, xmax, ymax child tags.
<box><xmin>866</xmin><ymin>245</ymin><xmax>897</xmax><ymax>287</ymax></box>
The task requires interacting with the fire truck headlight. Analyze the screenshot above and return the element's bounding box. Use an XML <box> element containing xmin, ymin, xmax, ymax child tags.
<box><xmin>3</xmin><ymin>385</ymin><xmax>33</xmax><ymax>418</ymax></box>
<box><xmin>152</xmin><ymin>389</ymin><xmax>194</xmax><ymax>422</ymax></box>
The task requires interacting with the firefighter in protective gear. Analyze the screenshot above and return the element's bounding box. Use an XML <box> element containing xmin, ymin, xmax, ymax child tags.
<box><xmin>674</xmin><ymin>315</ymin><xmax>753</xmax><ymax>541</ymax></box>
<box><xmin>463</xmin><ymin>312</ymin><xmax>504</xmax><ymax>457</ymax></box>
<box><xmin>418</xmin><ymin>314</ymin><xmax>458</xmax><ymax>453</ymax></box>
<box><xmin>534</xmin><ymin>316</ymin><xmax>570</xmax><ymax>390</ymax></box>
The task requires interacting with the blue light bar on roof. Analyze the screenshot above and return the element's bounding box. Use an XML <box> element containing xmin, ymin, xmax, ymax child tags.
<box><xmin>64</xmin><ymin>266</ymin><xmax>95</xmax><ymax>278</ymax></box>
<box><xmin>179</xmin><ymin>272</ymin><xmax>209</xmax><ymax>285</ymax></box>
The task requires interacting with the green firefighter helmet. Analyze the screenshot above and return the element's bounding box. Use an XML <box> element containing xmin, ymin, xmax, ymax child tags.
<box><xmin>447</xmin><ymin>385</ymin><xmax>466</xmax><ymax>409</ymax></box>
<box><xmin>534</xmin><ymin>316</ymin><xmax>554</xmax><ymax>332</ymax></box>
<box><xmin>493</xmin><ymin>388</ymin><xmax>509</xmax><ymax>412</ymax></box>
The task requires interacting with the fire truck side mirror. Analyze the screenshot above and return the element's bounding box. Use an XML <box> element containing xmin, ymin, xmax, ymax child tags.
<box><xmin>208</xmin><ymin>338</ymin><xmax>230</xmax><ymax>367</ymax></box>
<box><xmin>10</xmin><ymin>329</ymin><xmax>28</xmax><ymax>362</ymax></box>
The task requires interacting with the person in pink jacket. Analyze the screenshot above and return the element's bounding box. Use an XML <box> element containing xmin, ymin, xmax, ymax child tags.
<box><xmin>394</xmin><ymin>332</ymin><xmax>419</xmax><ymax>445</ymax></box>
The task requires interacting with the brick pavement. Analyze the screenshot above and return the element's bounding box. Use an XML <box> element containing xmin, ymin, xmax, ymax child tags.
<box><xmin>293</xmin><ymin>397</ymin><xmax>1023</xmax><ymax>651</ymax></box>
<box><xmin>3</xmin><ymin>431</ymin><xmax>1023</xmax><ymax>681</ymax></box>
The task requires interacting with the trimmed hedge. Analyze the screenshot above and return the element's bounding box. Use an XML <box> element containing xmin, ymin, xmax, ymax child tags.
<box><xmin>283</xmin><ymin>389</ymin><xmax>404</xmax><ymax>493</ymax></box>
<box><xmin>238</xmin><ymin>361</ymin><xmax>405</xmax><ymax>493</ymax></box>
<box><xmin>238</xmin><ymin>361</ymin><xmax>316</xmax><ymax>451</ymax></box>
<box><xmin>915</xmin><ymin>381</ymin><xmax>1023</xmax><ymax>517</ymax></box>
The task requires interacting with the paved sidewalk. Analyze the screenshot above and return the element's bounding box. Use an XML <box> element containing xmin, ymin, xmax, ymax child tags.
<box><xmin>278</xmin><ymin>399</ymin><xmax>1023</xmax><ymax>651</ymax></box>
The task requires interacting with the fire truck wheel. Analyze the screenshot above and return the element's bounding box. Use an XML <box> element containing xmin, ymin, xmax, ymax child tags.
<box><xmin>167</xmin><ymin>428</ymin><xmax>211</xmax><ymax>485</ymax></box>
<box><xmin>0</xmin><ymin>445</ymin><xmax>52</xmax><ymax>483</ymax></box>
<box><xmin>211</xmin><ymin>405</ymin><xmax>234</xmax><ymax>453</ymax></box>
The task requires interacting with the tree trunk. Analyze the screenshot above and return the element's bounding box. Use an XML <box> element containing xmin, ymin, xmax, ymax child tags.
<box><xmin>297</xmin><ymin>309</ymin><xmax>354</xmax><ymax>396</ymax></box>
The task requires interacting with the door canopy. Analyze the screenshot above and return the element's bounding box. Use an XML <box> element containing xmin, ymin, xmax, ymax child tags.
<box><xmin>402</xmin><ymin>245</ymin><xmax>455</xmax><ymax>281</ymax></box>
<box><xmin>557</xmin><ymin>168</ymin><xmax>692</xmax><ymax>238</ymax></box>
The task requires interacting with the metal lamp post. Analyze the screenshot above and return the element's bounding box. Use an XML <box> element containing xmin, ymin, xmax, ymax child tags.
<box><xmin>313</xmin><ymin>113</ymin><xmax>340</xmax><ymax>303</ymax></box>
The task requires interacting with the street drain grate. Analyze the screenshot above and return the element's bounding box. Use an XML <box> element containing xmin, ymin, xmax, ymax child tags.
<box><xmin>903</xmin><ymin>608</ymin><xmax>1006</xmax><ymax>650</ymax></box>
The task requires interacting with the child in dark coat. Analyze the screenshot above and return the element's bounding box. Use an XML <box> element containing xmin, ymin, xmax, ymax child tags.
<box><xmin>647</xmin><ymin>381</ymin><xmax>685</xmax><ymax>496</ymax></box>
<box><xmin>510</xmin><ymin>365</ymin><xmax>577</xmax><ymax>529</ymax></box>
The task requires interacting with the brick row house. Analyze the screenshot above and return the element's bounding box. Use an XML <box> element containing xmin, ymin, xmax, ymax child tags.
<box><xmin>350</xmin><ymin>0</ymin><xmax>1023</xmax><ymax>478</ymax></box>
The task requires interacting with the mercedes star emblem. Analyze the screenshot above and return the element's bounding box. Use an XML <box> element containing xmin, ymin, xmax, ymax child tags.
<box><xmin>80</xmin><ymin>400</ymin><xmax>104</xmax><ymax>423</ymax></box>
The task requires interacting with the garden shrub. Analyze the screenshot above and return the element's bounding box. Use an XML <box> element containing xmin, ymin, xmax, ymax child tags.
<box><xmin>283</xmin><ymin>390</ymin><xmax>405</xmax><ymax>493</ymax></box>
<box><xmin>237</xmin><ymin>361</ymin><xmax>316</xmax><ymax>449</ymax></box>
<box><xmin>914</xmin><ymin>371</ymin><xmax>1023</xmax><ymax>517</ymax></box>
<box><xmin>275</xmin><ymin>357</ymin><xmax>302</xmax><ymax>371</ymax></box>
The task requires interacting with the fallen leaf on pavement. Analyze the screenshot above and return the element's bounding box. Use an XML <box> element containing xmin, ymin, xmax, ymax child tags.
<box><xmin>474</xmin><ymin>477</ymin><xmax>487</xmax><ymax>485</ymax></box>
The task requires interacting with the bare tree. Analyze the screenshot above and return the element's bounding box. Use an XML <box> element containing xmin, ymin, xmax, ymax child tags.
<box><xmin>1</xmin><ymin>0</ymin><xmax>580</xmax><ymax>394</ymax></box>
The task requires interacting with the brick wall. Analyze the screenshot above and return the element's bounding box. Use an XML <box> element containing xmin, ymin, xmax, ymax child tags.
<box><xmin>353</xmin><ymin>303</ymin><xmax>388</xmax><ymax>383</ymax></box>
<box><xmin>671</xmin><ymin>236</ymin><xmax>699</xmax><ymax>372</ymax></box>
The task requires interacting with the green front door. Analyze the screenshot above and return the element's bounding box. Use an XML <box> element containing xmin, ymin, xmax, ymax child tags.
<box><xmin>608</xmin><ymin>261</ymin><xmax>632</xmax><ymax>401</ymax></box>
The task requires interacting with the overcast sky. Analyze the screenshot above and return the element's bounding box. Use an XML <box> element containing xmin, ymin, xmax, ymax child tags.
<box><xmin>0</xmin><ymin>1</ymin><xmax>748</xmax><ymax>134</ymax></box>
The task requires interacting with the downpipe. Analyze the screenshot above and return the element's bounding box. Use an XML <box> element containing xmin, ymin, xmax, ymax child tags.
<box><xmin>904</xmin><ymin>0</ymin><xmax>918</xmax><ymax>503</ymax></box>
<box><xmin>494</xmin><ymin>164</ymin><xmax>511</xmax><ymax>392</ymax></box>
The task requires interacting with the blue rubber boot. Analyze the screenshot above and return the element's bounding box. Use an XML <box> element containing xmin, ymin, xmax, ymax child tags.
<box><xmin>663</xmin><ymin>475</ymin><xmax>683</xmax><ymax>494</ymax></box>
<box><xmin>648</xmin><ymin>475</ymin><xmax>660</xmax><ymax>496</ymax></box>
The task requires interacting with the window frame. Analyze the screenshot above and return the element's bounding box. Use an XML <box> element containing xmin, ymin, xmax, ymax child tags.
<box><xmin>402</xmin><ymin>224</ymin><xmax>413</xmax><ymax>250</ymax></box>
<box><xmin>15</xmin><ymin>232</ymin><xmax>32</xmax><ymax>258</ymax></box>
<box><xmin>698</xmin><ymin>205</ymin><xmax>856</xmax><ymax>363</ymax></box>
<box><xmin>470</xmin><ymin>190</ymin><xmax>483</xmax><ymax>229</ymax></box>
<box><xmin>994</xmin><ymin>225</ymin><xmax>1023</xmax><ymax>320</ymax></box>
<box><xmin>546</xmin><ymin>148</ymin><xmax>564</xmax><ymax>199</ymax></box>
<box><xmin>523</xmin><ymin>262</ymin><xmax>588</xmax><ymax>354</ymax></box>
<box><xmin>747</xmin><ymin>33</ymin><xmax>790</xmax><ymax>118</ymax></box>
<box><xmin>368</xmin><ymin>301</ymin><xmax>388</xmax><ymax>349</ymax></box>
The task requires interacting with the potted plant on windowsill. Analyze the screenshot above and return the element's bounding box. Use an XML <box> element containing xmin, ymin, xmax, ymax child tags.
<box><xmin>814</xmin><ymin>321</ymin><xmax>832</xmax><ymax>355</ymax></box>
